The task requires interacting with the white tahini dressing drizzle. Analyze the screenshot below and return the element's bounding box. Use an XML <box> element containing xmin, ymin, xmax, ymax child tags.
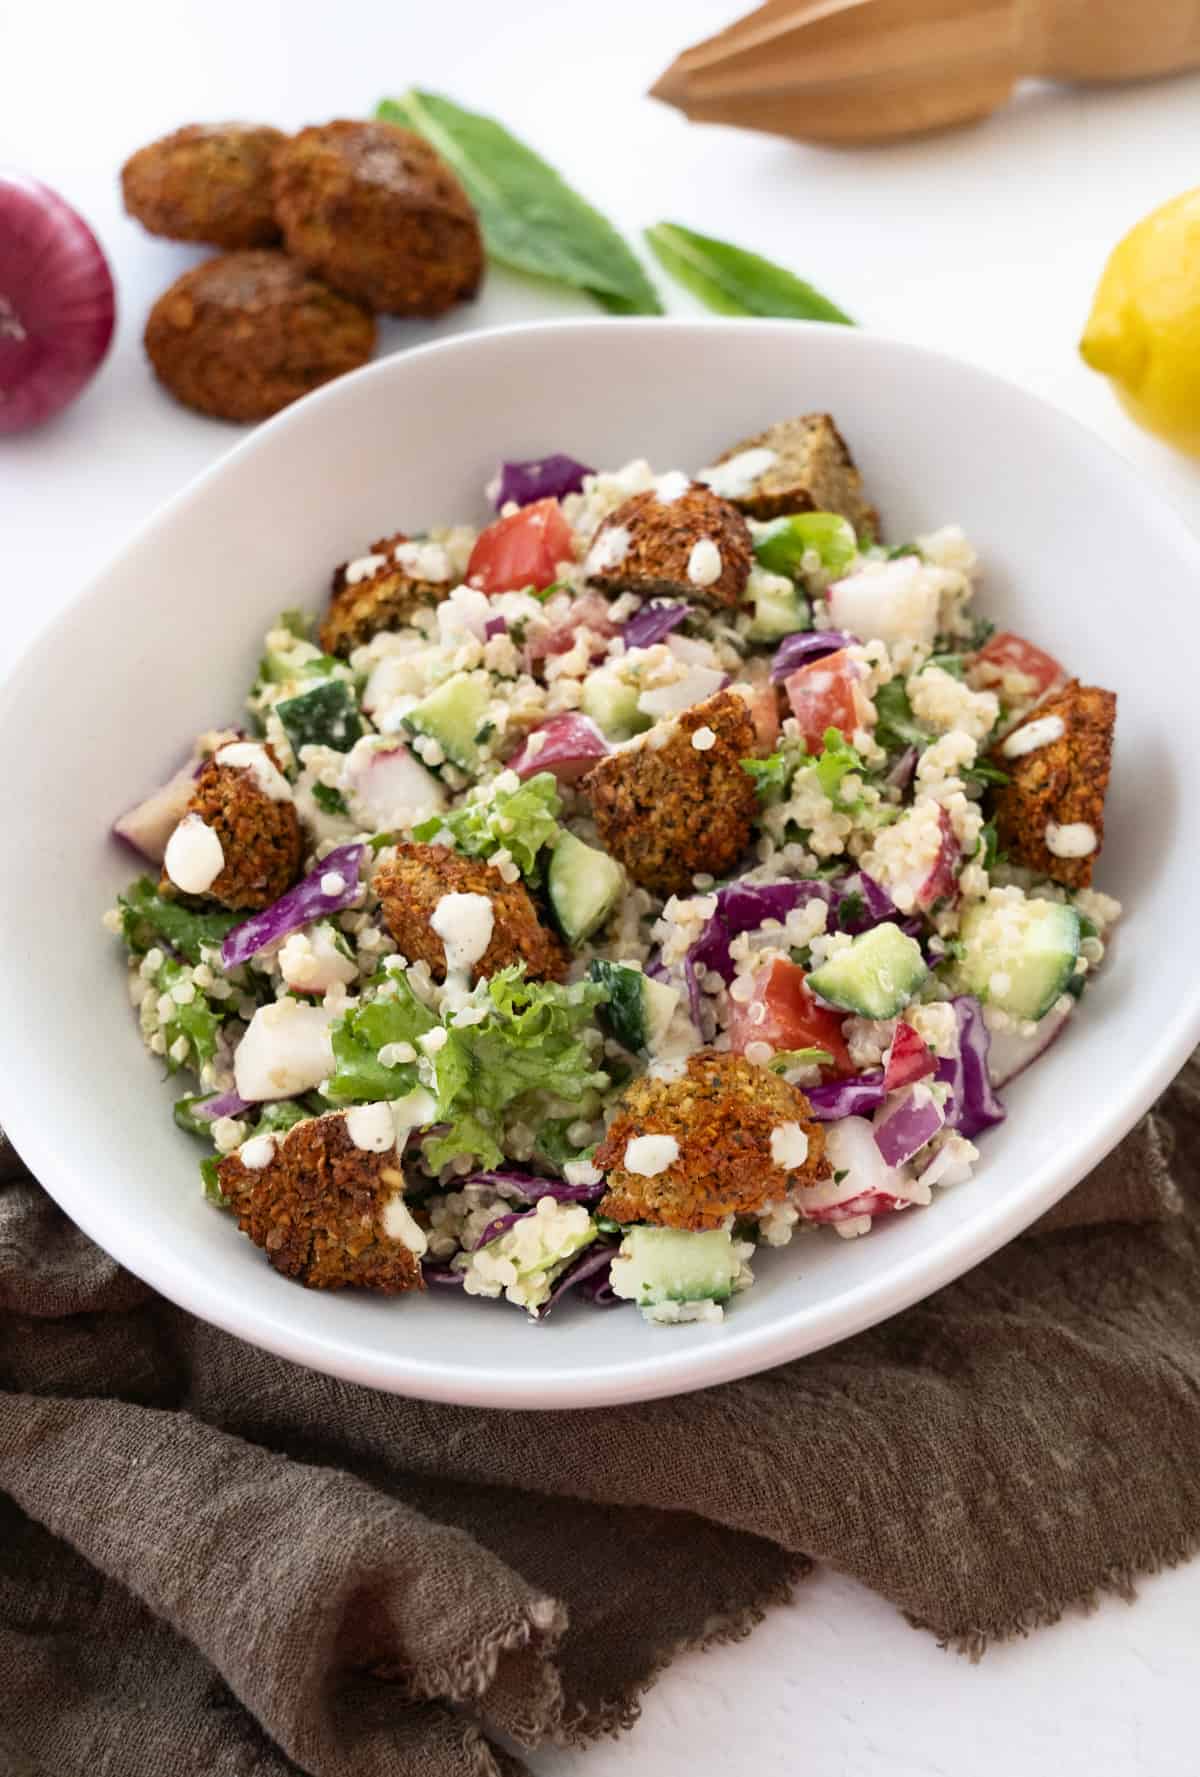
<box><xmin>345</xmin><ymin>1102</ymin><xmax>397</xmax><ymax>1153</ymax></box>
<box><xmin>1045</xmin><ymin>821</ymin><xmax>1097</xmax><ymax>859</ymax></box>
<box><xmin>769</xmin><ymin>1122</ymin><xmax>809</xmax><ymax>1170</ymax></box>
<box><xmin>654</xmin><ymin>469</ymin><xmax>691</xmax><ymax>504</ymax></box>
<box><xmin>239</xmin><ymin>1133</ymin><xmax>276</xmax><ymax>1171</ymax></box>
<box><xmin>163</xmin><ymin>814</ymin><xmax>225</xmax><ymax>895</ymax></box>
<box><xmin>431</xmin><ymin>892</ymin><xmax>494</xmax><ymax>980</ymax></box>
<box><xmin>697</xmin><ymin>447</ymin><xmax>777</xmax><ymax>500</ymax></box>
<box><xmin>215</xmin><ymin>741</ymin><xmax>293</xmax><ymax>802</ymax></box>
<box><xmin>687</xmin><ymin>538</ymin><xmax>722</xmax><ymax>587</ymax></box>
<box><xmin>623</xmin><ymin>1134</ymin><xmax>680</xmax><ymax>1176</ymax></box>
<box><xmin>585</xmin><ymin>524</ymin><xmax>632</xmax><ymax>576</ymax></box>
<box><xmin>382</xmin><ymin>1191</ymin><xmax>428</xmax><ymax>1255</ymax></box>
<box><xmin>344</xmin><ymin>552</ymin><xmax>386</xmax><ymax>585</ymax></box>
<box><xmin>1002</xmin><ymin>714</ymin><xmax>1065</xmax><ymax>759</ymax></box>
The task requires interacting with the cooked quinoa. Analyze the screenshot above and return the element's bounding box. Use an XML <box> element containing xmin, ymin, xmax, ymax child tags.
<box><xmin>106</xmin><ymin>421</ymin><xmax>1121</xmax><ymax>1327</ymax></box>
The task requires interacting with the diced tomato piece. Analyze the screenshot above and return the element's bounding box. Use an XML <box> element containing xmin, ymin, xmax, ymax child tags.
<box><xmin>746</xmin><ymin>682</ymin><xmax>782</xmax><ymax>755</ymax></box>
<box><xmin>883</xmin><ymin>1022</ymin><xmax>936</xmax><ymax>1092</ymax></box>
<box><xmin>974</xmin><ymin>631</ymin><xmax>1063</xmax><ymax>697</ymax></box>
<box><xmin>467</xmin><ymin>498</ymin><xmax>575</xmax><ymax>594</ymax></box>
<box><xmin>783</xmin><ymin>649</ymin><xmax>860</xmax><ymax>753</ymax></box>
<box><xmin>726</xmin><ymin>957</ymin><xmax>853</xmax><ymax>1073</ymax></box>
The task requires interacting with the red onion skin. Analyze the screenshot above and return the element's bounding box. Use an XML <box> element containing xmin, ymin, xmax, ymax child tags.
<box><xmin>0</xmin><ymin>173</ymin><xmax>115</xmax><ymax>435</ymax></box>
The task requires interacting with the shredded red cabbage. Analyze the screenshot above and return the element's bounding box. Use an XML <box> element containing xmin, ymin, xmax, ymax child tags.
<box><xmin>465</xmin><ymin>1169</ymin><xmax>604</xmax><ymax>1204</ymax></box>
<box><xmin>493</xmin><ymin>454</ymin><xmax>593</xmax><ymax>510</ymax></box>
<box><xmin>885</xmin><ymin>746</ymin><xmax>919</xmax><ymax>791</ymax></box>
<box><xmin>934</xmin><ymin>998</ymin><xmax>1007</xmax><ymax>1139</ymax></box>
<box><xmin>805</xmin><ymin>1070</ymin><xmax>887</xmax><ymax>1121</ymax></box>
<box><xmin>220</xmin><ymin>842</ymin><xmax>366</xmax><ymax>969</ymax></box>
<box><xmin>484</xmin><ymin>615</ymin><xmax>508</xmax><ymax>640</ymax></box>
<box><xmin>539</xmin><ymin>1242</ymin><xmax>621</xmax><ymax>1316</ymax></box>
<box><xmin>873</xmin><ymin>1089</ymin><xmax>946</xmax><ymax>1167</ymax></box>
<box><xmin>769</xmin><ymin>630</ymin><xmax>860</xmax><ymax>682</ymax></box>
<box><xmin>421</xmin><ymin>1261</ymin><xmax>466</xmax><ymax>1288</ymax></box>
<box><xmin>622</xmin><ymin>600</ymin><xmax>691</xmax><ymax>650</ymax></box>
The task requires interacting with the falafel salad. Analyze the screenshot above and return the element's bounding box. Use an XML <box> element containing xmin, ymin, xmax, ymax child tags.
<box><xmin>106</xmin><ymin>413</ymin><xmax>1120</xmax><ymax>1327</ymax></box>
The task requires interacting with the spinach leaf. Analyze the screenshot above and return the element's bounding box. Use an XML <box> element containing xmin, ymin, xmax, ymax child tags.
<box><xmin>119</xmin><ymin>877</ymin><xmax>238</xmax><ymax>965</ymax></box>
<box><xmin>645</xmin><ymin>222</ymin><xmax>853</xmax><ymax>323</ymax></box>
<box><xmin>377</xmin><ymin>92</ymin><xmax>662</xmax><ymax>315</ymax></box>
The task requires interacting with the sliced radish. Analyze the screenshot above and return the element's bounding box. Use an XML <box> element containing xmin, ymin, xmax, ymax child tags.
<box><xmin>234</xmin><ymin>1000</ymin><xmax>337</xmax><ymax>1101</ymax></box>
<box><xmin>800</xmin><ymin>1114</ymin><xmax>931</xmax><ymax>1225</ymax></box>
<box><xmin>828</xmin><ymin>557</ymin><xmax>939</xmax><ymax>650</ymax></box>
<box><xmin>637</xmin><ymin>665</ymin><xmax>725</xmax><ymax>720</ymax></box>
<box><xmin>986</xmin><ymin>999</ymin><xmax>1072</xmax><ymax>1087</ymax></box>
<box><xmin>343</xmin><ymin>735</ymin><xmax>445</xmax><ymax>831</ymax></box>
<box><xmin>883</xmin><ymin>1022</ymin><xmax>936</xmax><ymax>1091</ymax></box>
<box><xmin>509</xmin><ymin>713</ymin><xmax>609</xmax><ymax>783</ymax></box>
<box><xmin>112</xmin><ymin>730</ymin><xmax>238</xmax><ymax>863</ymax></box>
<box><xmin>525</xmin><ymin>592</ymin><xmax>619</xmax><ymax>668</ymax></box>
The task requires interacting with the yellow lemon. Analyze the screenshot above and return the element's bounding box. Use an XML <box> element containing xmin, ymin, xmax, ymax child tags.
<box><xmin>1080</xmin><ymin>187</ymin><xmax>1200</xmax><ymax>457</ymax></box>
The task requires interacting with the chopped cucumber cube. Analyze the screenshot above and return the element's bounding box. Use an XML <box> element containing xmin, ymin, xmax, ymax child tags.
<box><xmin>746</xmin><ymin>570</ymin><xmax>811</xmax><ymax>642</ymax></box>
<box><xmin>402</xmin><ymin>672</ymin><xmax>490</xmax><ymax>773</ymax></box>
<box><xmin>276</xmin><ymin>679</ymin><xmax>363</xmax><ymax>757</ymax></box>
<box><xmin>955</xmin><ymin>896</ymin><xmax>1080</xmax><ymax>1022</ymax></box>
<box><xmin>807</xmin><ymin>922</ymin><xmax>928</xmax><ymax>1019</ymax></box>
<box><xmin>589</xmin><ymin>960</ymin><xmax>679</xmax><ymax>1052</ymax></box>
<box><xmin>548</xmin><ymin>831</ymin><xmax>624</xmax><ymax>945</ymax></box>
<box><xmin>609</xmin><ymin>1227</ymin><xmax>741</xmax><ymax>1306</ymax></box>
<box><xmin>752</xmin><ymin>512</ymin><xmax>858</xmax><ymax>579</ymax></box>
<box><xmin>581</xmin><ymin>670</ymin><xmax>651</xmax><ymax>742</ymax></box>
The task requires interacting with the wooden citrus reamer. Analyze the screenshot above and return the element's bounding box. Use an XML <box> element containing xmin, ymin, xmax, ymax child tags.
<box><xmin>650</xmin><ymin>0</ymin><xmax>1200</xmax><ymax>144</ymax></box>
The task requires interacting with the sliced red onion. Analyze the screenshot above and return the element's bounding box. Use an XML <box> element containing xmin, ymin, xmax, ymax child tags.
<box><xmin>0</xmin><ymin>173</ymin><xmax>115</xmax><ymax>434</ymax></box>
<box><xmin>539</xmin><ymin>1242</ymin><xmax>620</xmax><ymax>1317</ymax></box>
<box><xmin>883</xmin><ymin>1022</ymin><xmax>936</xmax><ymax>1092</ymax></box>
<box><xmin>422</xmin><ymin>1261</ymin><xmax>466</xmax><ymax>1288</ymax></box>
<box><xmin>484</xmin><ymin>615</ymin><xmax>508</xmax><ymax>640</ymax></box>
<box><xmin>492</xmin><ymin>454</ymin><xmax>593</xmax><ymax>510</ymax></box>
<box><xmin>220</xmin><ymin>842</ymin><xmax>366</xmax><ymax>969</ymax></box>
<box><xmin>464</xmin><ymin>1169</ymin><xmax>603</xmax><ymax>1204</ymax></box>
<box><xmin>190</xmin><ymin>1089</ymin><xmax>253</xmax><ymax>1122</ymax></box>
<box><xmin>508</xmin><ymin>712</ymin><xmax>609</xmax><ymax>784</ymax></box>
<box><xmin>934</xmin><ymin>998</ymin><xmax>1006</xmax><ymax>1139</ymax></box>
<box><xmin>805</xmin><ymin>1070</ymin><xmax>887</xmax><ymax>1121</ymax></box>
<box><xmin>873</xmin><ymin>1088</ymin><xmax>945</xmax><ymax>1168</ymax></box>
<box><xmin>622</xmin><ymin>600</ymin><xmax>691</xmax><ymax>650</ymax></box>
<box><xmin>885</xmin><ymin>746</ymin><xmax>919</xmax><ymax>791</ymax></box>
<box><xmin>769</xmin><ymin>629</ymin><xmax>860</xmax><ymax>683</ymax></box>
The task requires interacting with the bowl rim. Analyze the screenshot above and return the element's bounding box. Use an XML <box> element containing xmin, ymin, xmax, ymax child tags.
<box><xmin>5</xmin><ymin>313</ymin><xmax>1200</xmax><ymax>1409</ymax></box>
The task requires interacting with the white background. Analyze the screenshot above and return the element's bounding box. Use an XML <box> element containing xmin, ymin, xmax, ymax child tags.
<box><xmin>4</xmin><ymin>3</ymin><xmax>1200</xmax><ymax>1772</ymax></box>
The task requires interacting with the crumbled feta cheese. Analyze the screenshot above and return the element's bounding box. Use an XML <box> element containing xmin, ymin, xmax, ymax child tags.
<box><xmin>623</xmin><ymin>1134</ymin><xmax>680</xmax><ymax>1176</ymax></box>
<box><xmin>769</xmin><ymin>1122</ymin><xmax>809</xmax><ymax>1170</ymax></box>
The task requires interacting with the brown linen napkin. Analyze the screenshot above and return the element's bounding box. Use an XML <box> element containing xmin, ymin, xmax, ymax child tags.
<box><xmin>1</xmin><ymin>1059</ymin><xmax>1198</xmax><ymax>1777</ymax></box>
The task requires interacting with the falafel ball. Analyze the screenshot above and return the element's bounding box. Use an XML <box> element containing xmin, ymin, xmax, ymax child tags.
<box><xmin>581</xmin><ymin>689</ymin><xmax>759</xmax><ymax>898</ymax></box>
<box><xmin>321</xmin><ymin>531</ymin><xmax>453</xmax><ymax>657</ymax></box>
<box><xmin>270</xmin><ymin>120</ymin><xmax>484</xmax><ymax>316</ymax></box>
<box><xmin>144</xmin><ymin>250</ymin><xmax>376</xmax><ymax>423</ymax></box>
<box><xmin>585</xmin><ymin>483</ymin><xmax>753</xmax><ymax>610</ymax></box>
<box><xmin>595</xmin><ymin>1051</ymin><xmax>828</xmax><ymax>1231</ymax></box>
<box><xmin>990</xmin><ymin>679</ymin><xmax>1116</xmax><ymax>890</ymax></box>
<box><xmin>218</xmin><ymin>1110</ymin><xmax>426</xmax><ymax>1291</ymax></box>
<box><xmin>164</xmin><ymin>745</ymin><xmax>303</xmax><ymax>910</ymax></box>
<box><xmin>375</xmin><ymin>843</ymin><xmax>568</xmax><ymax>984</ymax></box>
<box><xmin>121</xmin><ymin>122</ymin><xmax>287</xmax><ymax>249</ymax></box>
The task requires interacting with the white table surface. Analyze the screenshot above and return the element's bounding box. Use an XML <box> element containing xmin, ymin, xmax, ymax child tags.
<box><xmin>4</xmin><ymin>4</ymin><xmax>1199</xmax><ymax>1771</ymax></box>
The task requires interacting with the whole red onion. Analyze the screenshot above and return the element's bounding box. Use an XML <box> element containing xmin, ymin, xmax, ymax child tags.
<box><xmin>0</xmin><ymin>173</ymin><xmax>116</xmax><ymax>434</ymax></box>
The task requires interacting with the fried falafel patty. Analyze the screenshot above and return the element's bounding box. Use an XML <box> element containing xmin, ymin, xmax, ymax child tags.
<box><xmin>991</xmin><ymin>679</ymin><xmax>1116</xmax><ymax>890</ymax></box>
<box><xmin>595</xmin><ymin>1051</ymin><xmax>828</xmax><ymax>1230</ymax></box>
<box><xmin>144</xmin><ymin>250</ymin><xmax>376</xmax><ymax>423</ymax></box>
<box><xmin>375</xmin><ymin>843</ymin><xmax>569</xmax><ymax>983</ymax></box>
<box><xmin>271</xmin><ymin>120</ymin><xmax>484</xmax><ymax>316</ymax></box>
<box><xmin>122</xmin><ymin>122</ymin><xmax>287</xmax><ymax>249</ymax></box>
<box><xmin>582</xmin><ymin>690</ymin><xmax>759</xmax><ymax>898</ymax></box>
<box><xmin>705</xmin><ymin>413</ymin><xmax>877</xmax><ymax>534</ymax></box>
<box><xmin>218</xmin><ymin>1110</ymin><xmax>425</xmax><ymax>1291</ymax></box>
<box><xmin>585</xmin><ymin>483</ymin><xmax>753</xmax><ymax>610</ymax></box>
<box><xmin>165</xmin><ymin>746</ymin><xmax>303</xmax><ymax>910</ymax></box>
<box><xmin>320</xmin><ymin>531</ymin><xmax>452</xmax><ymax>657</ymax></box>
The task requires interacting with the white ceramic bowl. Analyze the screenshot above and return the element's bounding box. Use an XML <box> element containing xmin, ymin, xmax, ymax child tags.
<box><xmin>2</xmin><ymin>318</ymin><xmax>1198</xmax><ymax>1409</ymax></box>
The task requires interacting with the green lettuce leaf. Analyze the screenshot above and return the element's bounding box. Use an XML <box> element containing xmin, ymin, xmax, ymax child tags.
<box><xmin>149</xmin><ymin>956</ymin><xmax>224</xmax><ymax>1073</ymax></box>
<box><xmin>119</xmin><ymin>877</ymin><xmax>238</xmax><ymax>965</ymax></box>
<box><xmin>813</xmin><ymin>727</ymin><xmax>864</xmax><ymax>808</ymax></box>
<box><xmin>325</xmin><ymin>972</ymin><xmax>437</xmax><ymax>1102</ymax></box>
<box><xmin>377</xmin><ymin>92</ymin><xmax>662</xmax><ymax>315</ymax></box>
<box><xmin>873</xmin><ymin>679</ymin><xmax>931</xmax><ymax>754</ymax></box>
<box><xmin>424</xmin><ymin>968</ymin><xmax>609</xmax><ymax>1171</ymax></box>
<box><xmin>413</xmin><ymin>771</ymin><xmax>561</xmax><ymax>878</ymax></box>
